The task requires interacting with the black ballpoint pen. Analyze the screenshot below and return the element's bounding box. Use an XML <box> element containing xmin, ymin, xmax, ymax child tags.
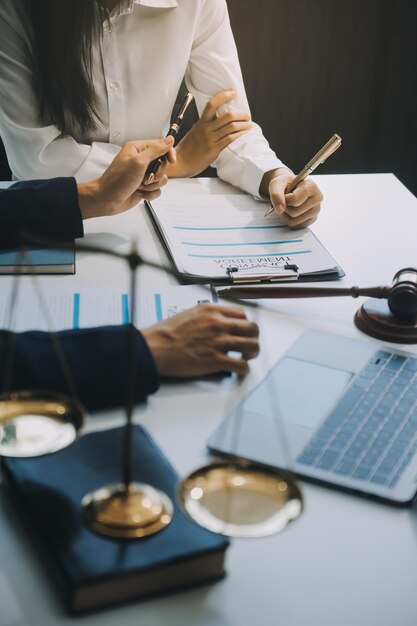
<box><xmin>145</xmin><ymin>92</ymin><xmax>194</xmax><ymax>184</ymax></box>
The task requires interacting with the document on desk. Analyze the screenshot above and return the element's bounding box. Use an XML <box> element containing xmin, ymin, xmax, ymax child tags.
<box><xmin>145</xmin><ymin>194</ymin><xmax>344</xmax><ymax>283</ymax></box>
<box><xmin>0</xmin><ymin>284</ymin><xmax>215</xmax><ymax>332</ymax></box>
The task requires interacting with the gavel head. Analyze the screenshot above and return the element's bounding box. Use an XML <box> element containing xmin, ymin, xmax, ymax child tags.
<box><xmin>388</xmin><ymin>268</ymin><xmax>417</xmax><ymax>322</ymax></box>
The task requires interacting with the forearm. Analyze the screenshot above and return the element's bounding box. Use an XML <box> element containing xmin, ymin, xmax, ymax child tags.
<box><xmin>77</xmin><ymin>180</ymin><xmax>102</xmax><ymax>220</ymax></box>
<box><xmin>0</xmin><ymin>178</ymin><xmax>84</xmax><ymax>248</ymax></box>
<box><xmin>0</xmin><ymin>326</ymin><xmax>160</xmax><ymax>412</ymax></box>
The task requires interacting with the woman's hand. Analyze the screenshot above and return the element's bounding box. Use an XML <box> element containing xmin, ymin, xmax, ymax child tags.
<box><xmin>167</xmin><ymin>90</ymin><xmax>252</xmax><ymax>178</ymax></box>
<box><xmin>261</xmin><ymin>168</ymin><xmax>323</xmax><ymax>229</ymax></box>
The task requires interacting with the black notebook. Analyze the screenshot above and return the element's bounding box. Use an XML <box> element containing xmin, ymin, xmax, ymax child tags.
<box><xmin>1</xmin><ymin>426</ymin><xmax>229</xmax><ymax>614</ymax></box>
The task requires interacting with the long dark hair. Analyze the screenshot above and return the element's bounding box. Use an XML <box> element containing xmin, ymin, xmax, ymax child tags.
<box><xmin>25</xmin><ymin>1</ymin><xmax>108</xmax><ymax>135</ymax></box>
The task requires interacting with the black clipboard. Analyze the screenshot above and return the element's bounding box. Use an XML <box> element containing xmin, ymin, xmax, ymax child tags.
<box><xmin>144</xmin><ymin>199</ymin><xmax>344</xmax><ymax>285</ymax></box>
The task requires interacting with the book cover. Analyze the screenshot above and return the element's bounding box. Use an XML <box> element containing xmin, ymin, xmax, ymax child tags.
<box><xmin>0</xmin><ymin>247</ymin><xmax>75</xmax><ymax>274</ymax></box>
<box><xmin>1</xmin><ymin>426</ymin><xmax>229</xmax><ymax>613</ymax></box>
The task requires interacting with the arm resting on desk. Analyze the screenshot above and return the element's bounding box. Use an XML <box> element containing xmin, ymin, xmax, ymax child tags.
<box><xmin>0</xmin><ymin>326</ymin><xmax>159</xmax><ymax>411</ymax></box>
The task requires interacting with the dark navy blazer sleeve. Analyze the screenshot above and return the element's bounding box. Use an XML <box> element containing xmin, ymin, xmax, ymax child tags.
<box><xmin>0</xmin><ymin>178</ymin><xmax>84</xmax><ymax>248</ymax></box>
<box><xmin>0</xmin><ymin>325</ymin><xmax>160</xmax><ymax>411</ymax></box>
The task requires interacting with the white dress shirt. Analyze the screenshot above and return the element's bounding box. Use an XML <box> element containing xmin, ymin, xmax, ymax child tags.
<box><xmin>0</xmin><ymin>0</ymin><xmax>284</xmax><ymax>197</ymax></box>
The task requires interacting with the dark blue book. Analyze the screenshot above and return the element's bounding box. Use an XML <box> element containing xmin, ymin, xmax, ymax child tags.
<box><xmin>1</xmin><ymin>426</ymin><xmax>229</xmax><ymax>613</ymax></box>
<box><xmin>0</xmin><ymin>246</ymin><xmax>75</xmax><ymax>274</ymax></box>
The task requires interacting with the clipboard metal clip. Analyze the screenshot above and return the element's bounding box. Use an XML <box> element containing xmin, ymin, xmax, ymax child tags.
<box><xmin>226</xmin><ymin>265</ymin><xmax>239</xmax><ymax>279</ymax></box>
<box><xmin>225</xmin><ymin>264</ymin><xmax>299</xmax><ymax>284</ymax></box>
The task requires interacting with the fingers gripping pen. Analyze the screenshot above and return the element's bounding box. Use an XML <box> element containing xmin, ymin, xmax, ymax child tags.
<box><xmin>145</xmin><ymin>92</ymin><xmax>194</xmax><ymax>184</ymax></box>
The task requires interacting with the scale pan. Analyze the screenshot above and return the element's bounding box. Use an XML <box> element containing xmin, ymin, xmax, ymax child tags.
<box><xmin>0</xmin><ymin>390</ymin><xmax>85</xmax><ymax>457</ymax></box>
<box><xmin>178</xmin><ymin>461</ymin><xmax>303</xmax><ymax>538</ymax></box>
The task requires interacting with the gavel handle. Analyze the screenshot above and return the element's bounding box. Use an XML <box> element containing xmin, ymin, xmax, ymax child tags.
<box><xmin>217</xmin><ymin>285</ymin><xmax>391</xmax><ymax>300</ymax></box>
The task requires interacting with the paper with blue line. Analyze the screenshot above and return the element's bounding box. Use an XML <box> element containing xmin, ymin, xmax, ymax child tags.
<box><xmin>0</xmin><ymin>284</ymin><xmax>214</xmax><ymax>332</ymax></box>
<box><xmin>146</xmin><ymin>194</ymin><xmax>343</xmax><ymax>282</ymax></box>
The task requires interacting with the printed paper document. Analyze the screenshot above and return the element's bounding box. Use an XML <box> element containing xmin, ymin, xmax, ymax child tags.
<box><xmin>146</xmin><ymin>194</ymin><xmax>343</xmax><ymax>282</ymax></box>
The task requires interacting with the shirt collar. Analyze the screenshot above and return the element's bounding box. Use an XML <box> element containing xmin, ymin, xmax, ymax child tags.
<box><xmin>111</xmin><ymin>0</ymin><xmax>178</xmax><ymax>18</ymax></box>
<box><xmin>134</xmin><ymin>0</ymin><xmax>178</xmax><ymax>7</ymax></box>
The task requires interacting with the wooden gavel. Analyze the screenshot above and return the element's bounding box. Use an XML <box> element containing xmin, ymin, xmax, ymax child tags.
<box><xmin>218</xmin><ymin>268</ymin><xmax>417</xmax><ymax>323</ymax></box>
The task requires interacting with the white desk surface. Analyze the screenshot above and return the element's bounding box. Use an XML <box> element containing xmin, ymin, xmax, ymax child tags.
<box><xmin>1</xmin><ymin>174</ymin><xmax>417</xmax><ymax>626</ymax></box>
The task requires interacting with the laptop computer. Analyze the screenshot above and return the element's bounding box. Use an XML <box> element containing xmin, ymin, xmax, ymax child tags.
<box><xmin>208</xmin><ymin>329</ymin><xmax>417</xmax><ymax>504</ymax></box>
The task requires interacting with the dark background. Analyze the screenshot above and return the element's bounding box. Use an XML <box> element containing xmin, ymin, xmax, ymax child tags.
<box><xmin>225</xmin><ymin>0</ymin><xmax>417</xmax><ymax>196</ymax></box>
<box><xmin>1</xmin><ymin>0</ymin><xmax>416</xmax><ymax>195</ymax></box>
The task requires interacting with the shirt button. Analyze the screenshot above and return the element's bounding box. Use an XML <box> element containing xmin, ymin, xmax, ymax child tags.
<box><xmin>112</xmin><ymin>132</ymin><xmax>120</xmax><ymax>140</ymax></box>
<box><xmin>103</xmin><ymin>25</ymin><xmax>112</xmax><ymax>36</ymax></box>
<box><xmin>109</xmin><ymin>82</ymin><xmax>119</xmax><ymax>93</ymax></box>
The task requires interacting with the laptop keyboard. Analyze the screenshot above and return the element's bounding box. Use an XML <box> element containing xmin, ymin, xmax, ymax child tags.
<box><xmin>297</xmin><ymin>350</ymin><xmax>417</xmax><ymax>488</ymax></box>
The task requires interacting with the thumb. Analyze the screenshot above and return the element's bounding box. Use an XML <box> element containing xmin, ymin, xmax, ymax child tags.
<box><xmin>140</xmin><ymin>136</ymin><xmax>175</xmax><ymax>162</ymax></box>
<box><xmin>127</xmin><ymin>136</ymin><xmax>174</xmax><ymax>161</ymax></box>
<box><xmin>269</xmin><ymin>176</ymin><xmax>289</xmax><ymax>215</ymax></box>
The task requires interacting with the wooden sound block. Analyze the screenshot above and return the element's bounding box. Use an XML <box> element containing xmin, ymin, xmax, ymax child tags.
<box><xmin>354</xmin><ymin>298</ymin><xmax>417</xmax><ymax>344</ymax></box>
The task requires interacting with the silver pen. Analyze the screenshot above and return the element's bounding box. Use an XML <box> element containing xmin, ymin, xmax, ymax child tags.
<box><xmin>264</xmin><ymin>133</ymin><xmax>342</xmax><ymax>217</ymax></box>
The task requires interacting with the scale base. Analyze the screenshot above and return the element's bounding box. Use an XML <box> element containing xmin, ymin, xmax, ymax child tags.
<box><xmin>354</xmin><ymin>298</ymin><xmax>417</xmax><ymax>344</ymax></box>
<box><xmin>82</xmin><ymin>482</ymin><xmax>173</xmax><ymax>539</ymax></box>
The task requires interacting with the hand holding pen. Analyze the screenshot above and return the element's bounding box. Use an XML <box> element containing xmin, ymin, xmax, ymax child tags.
<box><xmin>144</xmin><ymin>92</ymin><xmax>194</xmax><ymax>185</ymax></box>
<box><xmin>265</xmin><ymin>134</ymin><xmax>342</xmax><ymax>228</ymax></box>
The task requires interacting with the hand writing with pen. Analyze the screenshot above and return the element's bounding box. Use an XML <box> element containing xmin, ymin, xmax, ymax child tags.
<box><xmin>262</xmin><ymin>135</ymin><xmax>341</xmax><ymax>228</ymax></box>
